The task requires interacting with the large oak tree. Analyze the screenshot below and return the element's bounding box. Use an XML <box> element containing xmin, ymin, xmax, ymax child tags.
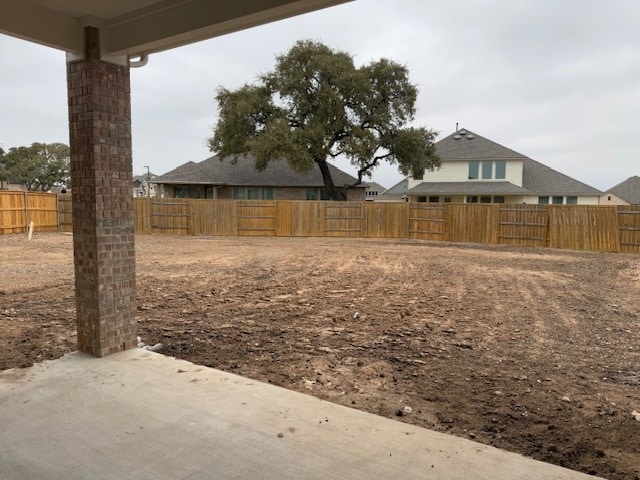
<box><xmin>209</xmin><ymin>40</ymin><xmax>440</xmax><ymax>200</ymax></box>
<box><xmin>2</xmin><ymin>142</ymin><xmax>70</xmax><ymax>191</ymax></box>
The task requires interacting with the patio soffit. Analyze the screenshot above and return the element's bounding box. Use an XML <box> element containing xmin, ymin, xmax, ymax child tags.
<box><xmin>0</xmin><ymin>0</ymin><xmax>351</xmax><ymax>57</ymax></box>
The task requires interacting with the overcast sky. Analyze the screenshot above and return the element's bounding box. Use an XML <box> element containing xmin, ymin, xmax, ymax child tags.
<box><xmin>1</xmin><ymin>0</ymin><xmax>639</xmax><ymax>190</ymax></box>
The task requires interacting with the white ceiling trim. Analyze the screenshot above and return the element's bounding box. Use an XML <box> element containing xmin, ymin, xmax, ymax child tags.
<box><xmin>0</xmin><ymin>0</ymin><xmax>351</xmax><ymax>57</ymax></box>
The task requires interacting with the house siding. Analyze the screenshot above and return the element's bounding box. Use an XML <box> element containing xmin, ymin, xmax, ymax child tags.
<box><xmin>160</xmin><ymin>184</ymin><xmax>365</xmax><ymax>201</ymax></box>
<box><xmin>423</xmin><ymin>162</ymin><xmax>468</xmax><ymax>182</ymax></box>
<box><xmin>424</xmin><ymin>160</ymin><xmax>523</xmax><ymax>186</ymax></box>
<box><xmin>275</xmin><ymin>187</ymin><xmax>308</xmax><ymax>200</ymax></box>
<box><xmin>410</xmin><ymin>194</ymin><xmax>526</xmax><ymax>204</ymax></box>
<box><xmin>576</xmin><ymin>196</ymin><xmax>600</xmax><ymax>205</ymax></box>
<box><xmin>505</xmin><ymin>161</ymin><xmax>524</xmax><ymax>187</ymax></box>
<box><xmin>600</xmin><ymin>193</ymin><xmax>629</xmax><ymax>206</ymax></box>
<box><xmin>523</xmin><ymin>195</ymin><xmax>601</xmax><ymax>205</ymax></box>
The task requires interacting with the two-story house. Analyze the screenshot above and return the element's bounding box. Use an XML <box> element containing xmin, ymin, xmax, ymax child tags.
<box><xmin>383</xmin><ymin>128</ymin><xmax>602</xmax><ymax>205</ymax></box>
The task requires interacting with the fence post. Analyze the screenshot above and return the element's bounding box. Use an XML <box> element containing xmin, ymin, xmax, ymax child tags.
<box><xmin>23</xmin><ymin>190</ymin><xmax>29</xmax><ymax>234</ymax></box>
<box><xmin>614</xmin><ymin>205</ymin><xmax>622</xmax><ymax>253</ymax></box>
<box><xmin>442</xmin><ymin>203</ymin><xmax>450</xmax><ymax>242</ymax></box>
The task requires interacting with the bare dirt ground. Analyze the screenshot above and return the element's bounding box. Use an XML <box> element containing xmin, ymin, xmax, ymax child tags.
<box><xmin>1</xmin><ymin>233</ymin><xmax>639</xmax><ymax>479</ymax></box>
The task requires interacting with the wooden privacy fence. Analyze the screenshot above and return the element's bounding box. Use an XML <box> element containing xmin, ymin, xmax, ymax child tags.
<box><xmin>0</xmin><ymin>191</ymin><xmax>59</xmax><ymax>234</ymax></box>
<box><xmin>3</xmin><ymin>194</ymin><xmax>640</xmax><ymax>254</ymax></box>
<box><xmin>132</xmin><ymin>199</ymin><xmax>640</xmax><ymax>254</ymax></box>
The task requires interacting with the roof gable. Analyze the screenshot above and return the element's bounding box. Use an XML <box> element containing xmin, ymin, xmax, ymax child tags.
<box><xmin>154</xmin><ymin>155</ymin><xmax>362</xmax><ymax>188</ymax></box>
<box><xmin>362</xmin><ymin>181</ymin><xmax>386</xmax><ymax>192</ymax></box>
<box><xmin>380</xmin><ymin>178</ymin><xmax>408</xmax><ymax>196</ymax></box>
<box><xmin>435</xmin><ymin>128</ymin><xmax>529</xmax><ymax>161</ymax></box>
<box><xmin>608</xmin><ymin>176</ymin><xmax>640</xmax><ymax>204</ymax></box>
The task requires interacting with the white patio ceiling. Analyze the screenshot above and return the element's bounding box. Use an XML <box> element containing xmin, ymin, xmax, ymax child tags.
<box><xmin>0</xmin><ymin>0</ymin><xmax>351</xmax><ymax>55</ymax></box>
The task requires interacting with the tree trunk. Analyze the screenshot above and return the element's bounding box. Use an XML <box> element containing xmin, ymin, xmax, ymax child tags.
<box><xmin>316</xmin><ymin>158</ymin><xmax>347</xmax><ymax>201</ymax></box>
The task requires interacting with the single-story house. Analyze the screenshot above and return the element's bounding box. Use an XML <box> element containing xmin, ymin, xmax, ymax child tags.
<box><xmin>600</xmin><ymin>176</ymin><xmax>640</xmax><ymax>205</ymax></box>
<box><xmin>154</xmin><ymin>155</ymin><xmax>366</xmax><ymax>201</ymax></box>
<box><xmin>380</xmin><ymin>128</ymin><xmax>602</xmax><ymax>205</ymax></box>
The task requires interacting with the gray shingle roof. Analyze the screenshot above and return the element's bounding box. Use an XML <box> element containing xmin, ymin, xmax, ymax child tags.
<box><xmin>362</xmin><ymin>181</ymin><xmax>386</xmax><ymax>193</ymax></box>
<box><xmin>154</xmin><ymin>161</ymin><xmax>209</xmax><ymax>184</ymax></box>
<box><xmin>522</xmin><ymin>158</ymin><xmax>602</xmax><ymax>196</ymax></box>
<box><xmin>408</xmin><ymin>181</ymin><xmax>529</xmax><ymax>196</ymax></box>
<box><xmin>154</xmin><ymin>154</ymin><xmax>363</xmax><ymax>188</ymax></box>
<box><xmin>133</xmin><ymin>173</ymin><xmax>157</xmax><ymax>183</ymax></box>
<box><xmin>436</xmin><ymin>128</ymin><xmax>529</xmax><ymax>161</ymax></box>
<box><xmin>607</xmin><ymin>176</ymin><xmax>640</xmax><ymax>204</ymax></box>
<box><xmin>422</xmin><ymin>127</ymin><xmax>601</xmax><ymax>197</ymax></box>
<box><xmin>376</xmin><ymin>178</ymin><xmax>410</xmax><ymax>200</ymax></box>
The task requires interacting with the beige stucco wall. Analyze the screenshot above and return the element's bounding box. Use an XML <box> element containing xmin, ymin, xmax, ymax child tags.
<box><xmin>599</xmin><ymin>192</ymin><xmax>629</xmax><ymax>206</ymax></box>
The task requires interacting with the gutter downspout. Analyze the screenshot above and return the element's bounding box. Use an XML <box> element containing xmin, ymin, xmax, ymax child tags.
<box><xmin>129</xmin><ymin>54</ymin><xmax>148</xmax><ymax>68</ymax></box>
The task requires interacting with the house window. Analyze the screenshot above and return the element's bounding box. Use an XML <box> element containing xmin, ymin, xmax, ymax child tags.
<box><xmin>469</xmin><ymin>160</ymin><xmax>507</xmax><ymax>180</ymax></box>
<box><xmin>306</xmin><ymin>188</ymin><xmax>335</xmax><ymax>200</ymax></box>
<box><xmin>481</xmin><ymin>161</ymin><xmax>492</xmax><ymax>179</ymax></box>
<box><xmin>468</xmin><ymin>162</ymin><xmax>479</xmax><ymax>180</ymax></box>
<box><xmin>306</xmin><ymin>188</ymin><xmax>331</xmax><ymax>200</ymax></box>
<box><xmin>538</xmin><ymin>196</ymin><xmax>549</xmax><ymax>204</ymax></box>
<box><xmin>205</xmin><ymin>186</ymin><xmax>214</xmax><ymax>199</ymax></box>
<box><xmin>493</xmin><ymin>196</ymin><xmax>505</xmax><ymax>204</ymax></box>
<box><xmin>417</xmin><ymin>196</ymin><xmax>427</xmax><ymax>203</ymax></box>
<box><xmin>444</xmin><ymin>196</ymin><xmax>452</xmax><ymax>203</ymax></box>
<box><xmin>607</xmin><ymin>195</ymin><xmax>612</xmax><ymax>201</ymax></box>
<box><xmin>566</xmin><ymin>196</ymin><xmax>578</xmax><ymax>205</ymax></box>
<box><xmin>428</xmin><ymin>196</ymin><xmax>439</xmax><ymax>203</ymax></box>
<box><xmin>467</xmin><ymin>196</ymin><xmax>478</xmax><ymax>203</ymax></box>
<box><xmin>552</xmin><ymin>196</ymin><xmax>563</xmax><ymax>205</ymax></box>
<box><xmin>173</xmin><ymin>186</ymin><xmax>201</xmax><ymax>198</ymax></box>
<box><xmin>247</xmin><ymin>187</ymin><xmax>261</xmax><ymax>200</ymax></box>
<box><xmin>234</xmin><ymin>187</ymin><xmax>274</xmax><ymax>200</ymax></box>
<box><xmin>480</xmin><ymin>195</ymin><xmax>492</xmax><ymax>203</ymax></box>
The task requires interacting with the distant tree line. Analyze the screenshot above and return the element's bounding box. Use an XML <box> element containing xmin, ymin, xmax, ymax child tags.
<box><xmin>0</xmin><ymin>142</ymin><xmax>70</xmax><ymax>191</ymax></box>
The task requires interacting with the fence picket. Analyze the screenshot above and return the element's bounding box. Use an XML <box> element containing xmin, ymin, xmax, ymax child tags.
<box><xmin>1</xmin><ymin>193</ymin><xmax>638</xmax><ymax>254</ymax></box>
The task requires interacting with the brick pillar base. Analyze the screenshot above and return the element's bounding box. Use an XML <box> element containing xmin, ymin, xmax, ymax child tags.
<box><xmin>67</xmin><ymin>26</ymin><xmax>137</xmax><ymax>357</ymax></box>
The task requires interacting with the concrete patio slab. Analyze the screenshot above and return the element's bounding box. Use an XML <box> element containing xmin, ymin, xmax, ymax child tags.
<box><xmin>0</xmin><ymin>349</ymin><xmax>601</xmax><ymax>480</ymax></box>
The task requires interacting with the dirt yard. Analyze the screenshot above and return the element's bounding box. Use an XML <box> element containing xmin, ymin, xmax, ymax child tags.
<box><xmin>1</xmin><ymin>233</ymin><xmax>639</xmax><ymax>479</ymax></box>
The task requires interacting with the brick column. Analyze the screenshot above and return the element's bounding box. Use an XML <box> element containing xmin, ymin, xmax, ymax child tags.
<box><xmin>67</xmin><ymin>26</ymin><xmax>137</xmax><ymax>357</ymax></box>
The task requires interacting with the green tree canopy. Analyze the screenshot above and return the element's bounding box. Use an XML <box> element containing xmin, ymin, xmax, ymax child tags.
<box><xmin>2</xmin><ymin>142</ymin><xmax>70</xmax><ymax>191</ymax></box>
<box><xmin>209</xmin><ymin>40</ymin><xmax>440</xmax><ymax>200</ymax></box>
